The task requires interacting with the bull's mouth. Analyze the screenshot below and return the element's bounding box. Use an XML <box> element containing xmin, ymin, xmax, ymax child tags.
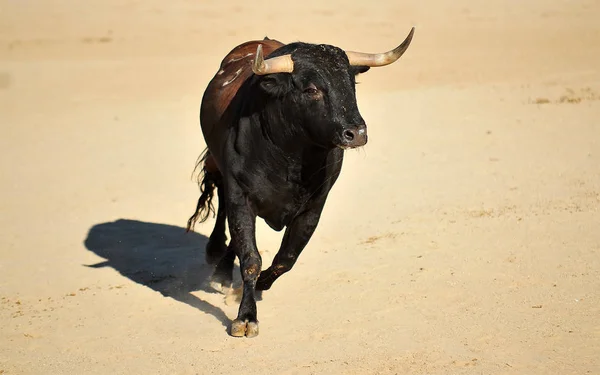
<box><xmin>336</xmin><ymin>140</ymin><xmax>367</xmax><ymax>150</ymax></box>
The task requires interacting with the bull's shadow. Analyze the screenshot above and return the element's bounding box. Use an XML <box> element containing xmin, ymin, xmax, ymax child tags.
<box><xmin>83</xmin><ymin>218</ymin><xmax>236</xmax><ymax>327</ymax></box>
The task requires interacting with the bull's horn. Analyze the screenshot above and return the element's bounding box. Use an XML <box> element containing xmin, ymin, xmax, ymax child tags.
<box><xmin>345</xmin><ymin>27</ymin><xmax>415</xmax><ymax>67</ymax></box>
<box><xmin>252</xmin><ymin>44</ymin><xmax>294</xmax><ymax>75</ymax></box>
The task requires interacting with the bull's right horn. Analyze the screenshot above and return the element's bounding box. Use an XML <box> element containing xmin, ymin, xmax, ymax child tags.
<box><xmin>252</xmin><ymin>44</ymin><xmax>295</xmax><ymax>75</ymax></box>
<box><xmin>345</xmin><ymin>27</ymin><xmax>415</xmax><ymax>67</ymax></box>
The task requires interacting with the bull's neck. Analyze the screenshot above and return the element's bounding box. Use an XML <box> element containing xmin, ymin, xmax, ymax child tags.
<box><xmin>248</xmin><ymin>110</ymin><xmax>336</xmax><ymax>179</ymax></box>
<box><xmin>255</xmin><ymin>109</ymin><xmax>322</xmax><ymax>155</ymax></box>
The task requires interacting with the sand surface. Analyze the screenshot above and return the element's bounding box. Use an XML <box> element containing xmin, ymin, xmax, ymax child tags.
<box><xmin>1</xmin><ymin>1</ymin><xmax>599</xmax><ymax>374</ymax></box>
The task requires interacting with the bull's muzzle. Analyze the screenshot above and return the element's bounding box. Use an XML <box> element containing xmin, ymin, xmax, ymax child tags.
<box><xmin>339</xmin><ymin>124</ymin><xmax>368</xmax><ymax>149</ymax></box>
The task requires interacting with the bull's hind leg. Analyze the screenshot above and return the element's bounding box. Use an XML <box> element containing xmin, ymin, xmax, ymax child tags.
<box><xmin>210</xmin><ymin>245</ymin><xmax>235</xmax><ymax>291</ymax></box>
<box><xmin>205</xmin><ymin>177</ymin><xmax>228</xmax><ymax>265</ymax></box>
<box><xmin>186</xmin><ymin>151</ymin><xmax>228</xmax><ymax>265</ymax></box>
<box><xmin>207</xmin><ymin>180</ymin><xmax>238</xmax><ymax>291</ymax></box>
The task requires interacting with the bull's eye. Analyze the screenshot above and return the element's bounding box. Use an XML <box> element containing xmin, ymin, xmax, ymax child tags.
<box><xmin>303</xmin><ymin>83</ymin><xmax>320</xmax><ymax>96</ymax></box>
<box><xmin>304</xmin><ymin>83</ymin><xmax>323</xmax><ymax>100</ymax></box>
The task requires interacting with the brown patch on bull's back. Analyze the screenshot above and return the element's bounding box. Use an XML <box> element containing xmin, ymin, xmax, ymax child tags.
<box><xmin>202</xmin><ymin>38</ymin><xmax>285</xmax><ymax>125</ymax></box>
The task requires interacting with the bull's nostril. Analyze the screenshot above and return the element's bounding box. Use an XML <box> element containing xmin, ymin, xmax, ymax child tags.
<box><xmin>343</xmin><ymin>130</ymin><xmax>355</xmax><ymax>142</ymax></box>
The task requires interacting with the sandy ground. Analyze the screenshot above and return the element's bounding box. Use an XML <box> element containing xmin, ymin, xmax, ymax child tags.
<box><xmin>1</xmin><ymin>0</ymin><xmax>599</xmax><ymax>374</ymax></box>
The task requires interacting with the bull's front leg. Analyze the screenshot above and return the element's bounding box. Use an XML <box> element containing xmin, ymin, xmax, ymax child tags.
<box><xmin>256</xmin><ymin>206</ymin><xmax>323</xmax><ymax>291</ymax></box>
<box><xmin>225</xmin><ymin>180</ymin><xmax>262</xmax><ymax>338</ymax></box>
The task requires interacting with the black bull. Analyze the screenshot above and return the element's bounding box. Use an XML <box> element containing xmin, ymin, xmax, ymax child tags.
<box><xmin>185</xmin><ymin>28</ymin><xmax>415</xmax><ymax>337</ymax></box>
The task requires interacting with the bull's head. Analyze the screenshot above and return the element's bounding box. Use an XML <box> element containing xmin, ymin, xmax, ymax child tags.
<box><xmin>251</xmin><ymin>27</ymin><xmax>414</xmax><ymax>150</ymax></box>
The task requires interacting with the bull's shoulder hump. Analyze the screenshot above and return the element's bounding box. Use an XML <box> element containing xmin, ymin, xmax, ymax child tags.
<box><xmin>211</xmin><ymin>39</ymin><xmax>285</xmax><ymax>90</ymax></box>
<box><xmin>201</xmin><ymin>39</ymin><xmax>286</xmax><ymax>127</ymax></box>
<box><xmin>218</xmin><ymin>39</ymin><xmax>286</xmax><ymax>69</ymax></box>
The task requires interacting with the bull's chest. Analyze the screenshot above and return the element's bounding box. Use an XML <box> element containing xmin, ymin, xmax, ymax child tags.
<box><xmin>239</xmin><ymin>168</ymin><xmax>315</xmax><ymax>232</ymax></box>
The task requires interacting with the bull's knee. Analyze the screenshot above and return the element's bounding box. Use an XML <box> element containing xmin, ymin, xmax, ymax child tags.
<box><xmin>256</xmin><ymin>256</ymin><xmax>296</xmax><ymax>291</ymax></box>
<box><xmin>275</xmin><ymin>253</ymin><xmax>298</xmax><ymax>274</ymax></box>
<box><xmin>240</xmin><ymin>253</ymin><xmax>262</xmax><ymax>282</ymax></box>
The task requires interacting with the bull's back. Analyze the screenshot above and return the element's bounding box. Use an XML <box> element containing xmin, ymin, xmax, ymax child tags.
<box><xmin>200</xmin><ymin>38</ymin><xmax>285</xmax><ymax>160</ymax></box>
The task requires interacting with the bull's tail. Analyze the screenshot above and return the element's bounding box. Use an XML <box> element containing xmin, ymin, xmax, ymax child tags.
<box><xmin>186</xmin><ymin>149</ymin><xmax>217</xmax><ymax>232</ymax></box>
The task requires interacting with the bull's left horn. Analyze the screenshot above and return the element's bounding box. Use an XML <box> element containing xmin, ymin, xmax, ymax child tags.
<box><xmin>252</xmin><ymin>44</ymin><xmax>294</xmax><ymax>75</ymax></box>
<box><xmin>345</xmin><ymin>27</ymin><xmax>415</xmax><ymax>67</ymax></box>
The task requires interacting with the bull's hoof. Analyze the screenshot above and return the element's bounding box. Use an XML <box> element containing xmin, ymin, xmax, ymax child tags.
<box><xmin>209</xmin><ymin>280</ymin><xmax>228</xmax><ymax>293</ymax></box>
<box><xmin>209</xmin><ymin>274</ymin><xmax>232</xmax><ymax>293</ymax></box>
<box><xmin>210</xmin><ymin>267</ymin><xmax>233</xmax><ymax>293</ymax></box>
<box><xmin>230</xmin><ymin>319</ymin><xmax>259</xmax><ymax>338</ymax></box>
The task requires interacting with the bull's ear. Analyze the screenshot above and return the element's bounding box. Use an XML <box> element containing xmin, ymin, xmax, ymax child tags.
<box><xmin>351</xmin><ymin>66</ymin><xmax>370</xmax><ymax>75</ymax></box>
<box><xmin>259</xmin><ymin>75</ymin><xmax>292</xmax><ymax>97</ymax></box>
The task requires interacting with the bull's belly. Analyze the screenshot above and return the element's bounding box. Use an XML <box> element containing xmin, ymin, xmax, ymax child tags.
<box><xmin>262</xmin><ymin>216</ymin><xmax>288</xmax><ymax>232</ymax></box>
<box><xmin>250</xmin><ymin>195</ymin><xmax>301</xmax><ymax>232</ymax></box>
